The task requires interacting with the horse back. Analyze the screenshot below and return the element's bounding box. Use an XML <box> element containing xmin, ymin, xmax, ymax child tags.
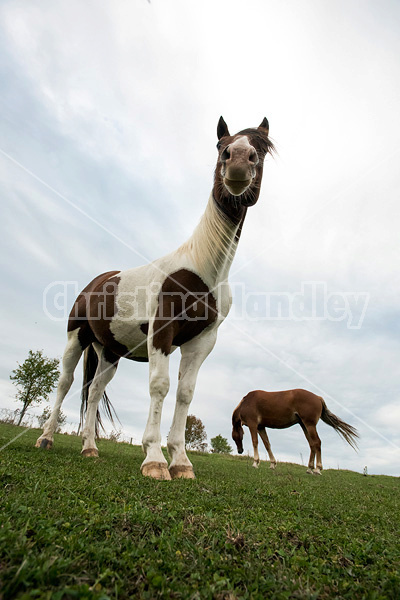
<box><xmin>239</xmin><ymin>389</ymin><xmax>323</xmax><ymax>429</ymax></box>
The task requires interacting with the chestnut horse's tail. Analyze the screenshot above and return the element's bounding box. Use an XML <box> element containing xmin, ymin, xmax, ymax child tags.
<box><xmin>80</xmin><ymin>344</ymin><xmax>118</xmax><ymax>438</ymax></box>
<box><xmin>320</xmin><ymin>400</ymin><xmax>359</xmax><ymax>450</ymax></box>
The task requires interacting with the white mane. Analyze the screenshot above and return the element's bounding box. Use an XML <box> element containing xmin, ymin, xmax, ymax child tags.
<box><xmin>178</xmin><ymin>194</ymin><xmax>240</xmax><ymax>282</ymax></box>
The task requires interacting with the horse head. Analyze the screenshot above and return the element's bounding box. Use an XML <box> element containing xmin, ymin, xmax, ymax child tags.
<box><xmin>215</xmin><ymin>117</ymin><xmax>274</xmax><ymax>209</ymax></box>
<box><xmin>232</xmin><ymin>417</ymin><xmax>244</xmax><ymax>454</ymax></box>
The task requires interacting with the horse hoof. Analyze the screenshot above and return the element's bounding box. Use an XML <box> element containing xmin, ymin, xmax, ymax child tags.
<box><xmin>36</xmin><ymin>438</ymin><xmax>53</xmax><ymax>449</ymax></box>
<box><xmin>81</xmin><ymin>448</ymin><xmax>99</xmax><ymax>458</ymax></box>
<box><xmin>141</xmin><ymin>461</ymin><xmax>172</xmax><ymax>480</ymax></box>
<box><xmin>313</xmin><ymin>468</ymin><xmax>322</xmax><ymax>475</ymax></box>
<box><xmin>306</xmin><ymin>468</ymin><xmax>313</xmax><ymax>474</ymax></box>
<box><xmin>169</xmin><ymin>465</ymin><xmax>195</xmax><ymax>480</ymax></box>
<box><xmin>270</xmin><ymin>462</ymin><xmax>277</xmax><ymax>470</ymax></box>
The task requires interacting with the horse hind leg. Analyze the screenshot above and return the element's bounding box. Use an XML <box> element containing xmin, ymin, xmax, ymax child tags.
<box><xmin>35</xmin><ymin>329</ymin><xmax>83</xmax><ymax>449</ymax></box>
<box><xmin>309</xmin><ymin>425</ymin><xmax>323</xmax><ymax>474</ymax></box>
<box><xmin>300</xmin><ymin>421</ymin><xmax>322</xmax><ymax>475</ymax></box>
<box><xmin>81</xmin><ymin>343</ymin><xmax>118</xmax><ymax>457</ymax></box>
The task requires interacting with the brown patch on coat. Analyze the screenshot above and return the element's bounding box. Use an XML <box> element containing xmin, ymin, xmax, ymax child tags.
<box><xmin>152</xmin><ymin>269</ymin><xmax>217</xmax><ymax>355</ymax></box>
<box><xmin>68</xmin><ymin>270</ymin><xmax>148</xmax><ymax>362</ymax></box>
<box><xmin>89</xmin><ymin>274</ymin><xmax>150</xmax><ymax>361</ymax></box>
<box><xmin>68</xmin><ymin>271</ymin><xmax>121</xmax><ymax>350</ymax></box>
<box><xmin>140</xmin><ymin>322</ymin><xmax>149</xmax><ymax>336</ymax></box>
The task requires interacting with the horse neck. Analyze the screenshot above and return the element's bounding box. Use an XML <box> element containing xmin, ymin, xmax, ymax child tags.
<box><xmin>179</xmin><ymin>194</ymin><xmax>246</xmax><ymax>284</ymax></box>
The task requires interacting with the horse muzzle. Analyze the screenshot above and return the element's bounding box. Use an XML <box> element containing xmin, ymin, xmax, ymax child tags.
<box><xmin>223</xmin><ymin>177</ymin><xmax>251</xmax><ymax>197</ymax></box>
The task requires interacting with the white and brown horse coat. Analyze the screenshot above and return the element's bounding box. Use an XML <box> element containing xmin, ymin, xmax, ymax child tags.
<box><xmin>36</xmin><ymin>117</ymin><xmax>274</xmax><ymax>480</ymax></box>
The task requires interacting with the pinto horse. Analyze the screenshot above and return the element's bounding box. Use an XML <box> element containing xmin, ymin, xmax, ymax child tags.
<box><xmin>232</xmin><ymin>389</ymin><xmax>358</xmax><ymax>474</ymax></box>
<box><xmin>36</xmin><ymin>117</ymin><xmax>275</xmax><ymax>480</ymax></box>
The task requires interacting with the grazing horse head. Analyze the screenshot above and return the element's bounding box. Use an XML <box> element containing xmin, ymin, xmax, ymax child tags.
<box><xmin>215</xmin><ymin>117</ymin><xmax>274</xmax><ymax>211</ymax></box>
<box><xmin>232</xmin><ymin>409</ymin><xmax>244</xmax><ymax>454</ymax></box>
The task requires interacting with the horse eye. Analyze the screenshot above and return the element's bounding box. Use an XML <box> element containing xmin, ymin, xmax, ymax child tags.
<box><xmin>221</xmin><ymin>146</ymin><xmax>231</xmax><ymax>162</ymax></box>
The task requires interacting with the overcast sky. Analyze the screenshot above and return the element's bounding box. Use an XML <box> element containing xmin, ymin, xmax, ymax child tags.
<box><xmin>1</xmin><ymin>0</ymin><xmax>399</xmax><ymax>475</ymax></box>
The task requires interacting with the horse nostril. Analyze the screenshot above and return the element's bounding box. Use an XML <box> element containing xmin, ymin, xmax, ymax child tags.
<box><xmin>249</xmin><ymin>149</ymin><xmax>258</xmax><ymax>165</ymax></box>
<box><xmin>221</xmin><ymin>145</ymin><xmax>231</xmax><ymax>162</ymax></box>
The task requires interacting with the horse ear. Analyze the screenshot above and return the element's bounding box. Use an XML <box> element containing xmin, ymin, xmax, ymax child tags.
<box><xmin>258</xmin><ymin>117</ymin><xmax>269</xmax><ymax>136</ymax></box>
<box><xmin>217</xmin><ymin>116</ymin><xmax>230</xmax><ymax>140</ymax></box>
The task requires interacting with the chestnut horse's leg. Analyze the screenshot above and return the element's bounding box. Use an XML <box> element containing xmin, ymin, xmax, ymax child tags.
<box><xmin>308</xmin><ymin>425</ymin><xmax>322</xmax><ymax>474</ymax></box>
<box><xmin>249</xmin><ymin>423</ymin><xmax>260</xmax><ymax>468</ymax></box>
<box><xmin>168</xmin><ymin>330</ymin><xmax>217</xmax><ymax>479</ymax></box>
<box><xmin>258</xmin><ymin>428</ymin><xmax>277</xmax><ymax>469</ymax></box>
<box><xmin>306</xmin><ymin>438</ymin><xmax>316</xmax><ymax>474</ymax></box>
<box><xmin>81</xmin><ymin>343</ymin><xmax>118</xmax><ymax>457</ymax></box>
<box><xmin>301</xmin><ymin>422</ymin><xmax>322</xmax><ymax>475</ymax></box>
<box><xmin>35</xmin><ymin>329</ymin><xmax>83</xmax><ymax>449</ymax></box>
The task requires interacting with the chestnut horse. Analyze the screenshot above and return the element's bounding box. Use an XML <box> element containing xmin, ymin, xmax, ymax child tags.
<box><xmin>36</xmin><ymin>117</ymin><xmax>275</xmax><ymax>480</ymax></box>
<box><xmin>232</xmin><ymin>389</ymin><xmax>358</xmax><ymax>474</ymax></box>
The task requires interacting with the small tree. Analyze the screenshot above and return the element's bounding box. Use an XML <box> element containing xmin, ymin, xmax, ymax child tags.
<box><xmin>37</xmin><ymin>406</ymin><xmax>67</xmax><ymax>433</ymax></box>
<box><xmin>10</xmin><ymin>350</ymin><xmax>60</xmax><ymax>426</ymax></box>
<box><xmin>211</xmin><ymin>434</ymin><xmax>232</xmax><ymax>454</ymax></box>
<box><xmin>185</xmin><ymin>415</ymin><xmax>207</xmax><ymax>451</ymax></box>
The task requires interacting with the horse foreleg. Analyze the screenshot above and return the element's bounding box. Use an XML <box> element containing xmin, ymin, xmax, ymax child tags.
<box><xmin>36</xmin><ymin>329</ymin><xmax>82</xmax><ymax>449</ymax></box>
<box><xmin>258</xmin><ymin>428</ymin><xmax>277</xmax><ymax>469</ymax></box>
<box><xmin>167</xmin><ymin>331</ymin><xmax>217</xmax><ymax>479</ymax></box>
<box><xmin>141</xmin><ymin>348</ymin><xmax>171</xmax><ymax>480</ymax></box>
<box><xmin>249</xmin><ymin>425</ymin><xmax>260</xmax><ymax>468</ymax></box>
<box><xmin>81</xmin><ymin>345</ymin><xmax>118</xmax><ymax>457</ymax></box>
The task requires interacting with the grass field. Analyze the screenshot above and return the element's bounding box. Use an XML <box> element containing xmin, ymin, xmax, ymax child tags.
<box><xmin>0</xmin><ymin>423</ymin><xmax>399</xmax><ymax>600</ymax></box>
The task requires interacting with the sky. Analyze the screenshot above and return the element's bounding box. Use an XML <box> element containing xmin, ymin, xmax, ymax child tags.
<box><xmin>1</xmin><ymin>0</ymin><xmax>399</xmax><ymax>475</ymax></box>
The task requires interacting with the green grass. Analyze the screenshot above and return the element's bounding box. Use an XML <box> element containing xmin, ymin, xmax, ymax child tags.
<box><xmin>0</xmin><ymin>423</ymin><xmax>399</xmax><ymax>600</ymax></box>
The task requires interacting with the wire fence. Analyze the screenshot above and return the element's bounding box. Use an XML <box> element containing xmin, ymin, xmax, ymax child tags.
<box><xmin>0</xmin><ymin>407</ymin><xmax>142</xmax><ymax>445</ymax></box>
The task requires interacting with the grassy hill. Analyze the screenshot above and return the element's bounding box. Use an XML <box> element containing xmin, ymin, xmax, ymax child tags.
<box><xmin>0</xmin><ymin>423</ymin><xmax>399</xmax><ymax>599</ymax></box>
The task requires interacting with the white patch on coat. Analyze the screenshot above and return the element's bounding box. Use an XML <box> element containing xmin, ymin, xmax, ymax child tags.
<box><xmin>231</xmin><ymin>135</ymin><xmax>251</xmax><ymax>151</ymax></box>
<box><xmin>178</xmin><ymin>195</ymin><xmax>240</xmax><ymax>287</ymax></box>
<box><xmin>108</xmin><ymin>194</ymin><xmax>237</xmax><ymax>358</ymax></box>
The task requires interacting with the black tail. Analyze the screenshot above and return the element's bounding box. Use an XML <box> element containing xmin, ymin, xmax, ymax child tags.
<box><xmin>321</xmin><ymin>400</ymin><xmax>359</xmax><ymax>450</ymax></box>
<box><xmin>80</xmin><ymin>344</ymin><xmax>119</xmax><ymax>438</ymax></box>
